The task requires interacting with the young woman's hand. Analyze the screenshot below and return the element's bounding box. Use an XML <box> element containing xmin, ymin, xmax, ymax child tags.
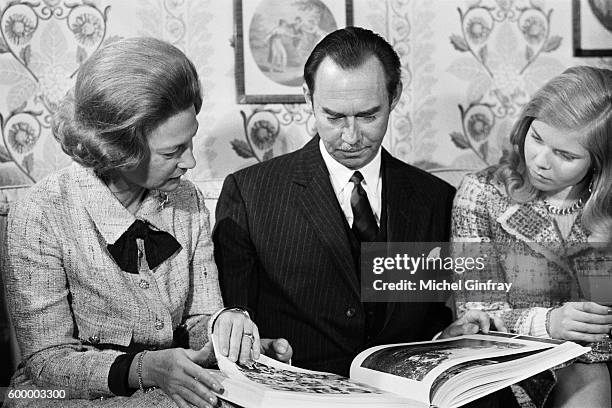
<box><xmin>548</xmin><ymin>302</ymin><xmax>612</xmax><ymax>342</ymax></box>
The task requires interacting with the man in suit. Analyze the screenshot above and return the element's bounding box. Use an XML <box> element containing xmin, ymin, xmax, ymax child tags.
<box><xmin>213</xmin><ymin>27</ymin><xmax>500</xmax><ymax>377</ymax></box>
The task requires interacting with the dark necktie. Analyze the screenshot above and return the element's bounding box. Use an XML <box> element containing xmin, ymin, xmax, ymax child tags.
<box><xmin>350</xmin><ymin>171</ymin><xmax>378</xmax><ymax>242</ymax></box>
<box><xmin>107</xmin><ymin>219</ymin><xmax>182</xmax><ymax>274</ymax></box>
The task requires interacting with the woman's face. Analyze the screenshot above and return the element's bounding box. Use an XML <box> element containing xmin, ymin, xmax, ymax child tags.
<box><xmin>119</xmin><ymin>106</ymin><xmax>199</xmax><ymax>192</ymax></box>
<box><xmin>524</xmin><ymin>120</ymin><xmax>591</xmax><ymax>195</ymax></box>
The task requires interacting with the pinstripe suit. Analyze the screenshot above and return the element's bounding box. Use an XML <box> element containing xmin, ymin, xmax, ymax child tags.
<box><xmin>213</xmin><ymin>136</ymin><xmax>455</xmax><ymax>376</ymax></box>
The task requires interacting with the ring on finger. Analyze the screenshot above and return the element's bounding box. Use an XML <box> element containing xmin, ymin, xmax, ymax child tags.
<box><xmin>243</xmin><ymin>332</ymin><xmax>254</xmax><ymax>342</ymax></box>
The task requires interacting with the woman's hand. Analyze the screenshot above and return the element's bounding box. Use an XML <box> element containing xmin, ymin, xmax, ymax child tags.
<box><xmin>548</xmin><ymin>302</ymin><xmax>612</xmax><ymax>342</ymax></box>
<box><xmin>214</xmin><ymin>309</ymin><xmax>260</xmax><ymax>364</ymax></box>
<box><xmin>439</xmin><ymin>309</ymin><xmax>507</xmax><ymax>339</ymax></box>
<box><xmin>142</xmin><ymin>343</ymin><xmax>223</xmax><ymax>408</ymax></box>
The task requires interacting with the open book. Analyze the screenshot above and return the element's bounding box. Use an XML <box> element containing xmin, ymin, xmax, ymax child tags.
<box><xmin>211</xmin><ymin>332</ymin><xmax>589</xmax><ymax>408</ymax></box>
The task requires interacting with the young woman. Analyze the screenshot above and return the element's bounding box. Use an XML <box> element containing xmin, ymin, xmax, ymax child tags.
<box><xmin>452</xmin><ymin>66</ymin><xmax>612</xmax><ymax>407</ymax></box>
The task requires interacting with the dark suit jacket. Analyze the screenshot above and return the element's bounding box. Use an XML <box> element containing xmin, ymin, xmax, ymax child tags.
<box><xmin>213</xmin><ymin>136</ymin><xmax>455</xmax><ymax>375</ymax></box>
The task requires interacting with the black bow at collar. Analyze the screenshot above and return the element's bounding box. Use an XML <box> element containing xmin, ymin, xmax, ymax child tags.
<box><xmin>107</xmin><ymin>219</ymin><xmax>181</xmax><ymax>274</ymax></box>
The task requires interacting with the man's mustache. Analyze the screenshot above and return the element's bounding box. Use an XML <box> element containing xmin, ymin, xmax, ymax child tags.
<box><xmin>339</xmin><ymin>143</ymin><xmax>365</xmax><ymax>152</ymax></box>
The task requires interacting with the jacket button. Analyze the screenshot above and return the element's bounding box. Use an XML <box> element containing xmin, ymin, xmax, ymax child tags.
<box><xmin>88</xmin><ymin>335</ymin><xmax>100</xmax><ymax>344</ymax></box>
<box><xmin>345</xmin><ymin>307</ymin><xmax>356</xmax><ymax>318</ymax></box>
<box><xmin>154</xmin><ymin>319</ymin><xmax>164</xmax><ymax>330</ymax></box>
<box><xmin>139</xmin><ymin>279</ymin><xmax>150</xmax><ymax>289</ymax></box>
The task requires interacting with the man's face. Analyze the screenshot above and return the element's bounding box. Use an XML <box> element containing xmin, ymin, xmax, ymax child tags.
<box><xmin>304</xmin><ymin>56</ymin><xmax>401</xmax><ymax>169</ymax></box>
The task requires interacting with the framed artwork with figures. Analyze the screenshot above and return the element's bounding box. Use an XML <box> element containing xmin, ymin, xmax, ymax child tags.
<box><xmin>233</xmin><ymin>0</ymin><xmax>353</xmax><ymax>104</ymax></box>
<box><xmin>573</xmin><ymin>0</ymin><xmax>612</xmax><ymax>56</ymax></box>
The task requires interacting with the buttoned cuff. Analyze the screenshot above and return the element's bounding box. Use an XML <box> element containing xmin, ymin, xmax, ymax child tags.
<box><xmin>530</xmin><ymin>307</ymin><xmax>552</xmax><ymax>338</ymax></box>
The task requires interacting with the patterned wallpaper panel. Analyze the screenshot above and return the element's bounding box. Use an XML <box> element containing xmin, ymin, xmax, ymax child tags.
<box><xmin>0</xmin><ymin>0</ymin><xmax>610</xmax><ymax>191</ymax></box>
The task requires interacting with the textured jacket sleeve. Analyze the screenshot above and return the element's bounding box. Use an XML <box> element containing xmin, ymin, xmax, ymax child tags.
<box><xmin>426</xmin><ymin>181</ymin><xmax>455</xmax><ymax>337</ymax></box>
<box><xmin>451</xmin><ymin>174</ymin><xmax>546</xmax><ymax>335</ymax></box>
<box><xmin>213</xmin><ymin>173</ymin><xmax>260</xmax><ymax>316</ymax></box>
<box><xmin>182</xmin><ymin>186</ymin><xmax>224</xmax><ymax>350</ymax></box>
<box><xmin>5</xmin><ymin>193</ymin><xmax>122</xmax><ymax>399</ymax></box>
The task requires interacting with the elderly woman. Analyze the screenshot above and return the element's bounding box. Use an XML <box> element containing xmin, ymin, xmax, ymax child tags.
<box><xmin>452</xmin><ymin>66</ymin><xmax>612</xmax><ymax>407</ymax></box>
<box><xmin>4</xmin><ymin>37</ymin><xmax>291</xmax><ymax>408</ymax></box>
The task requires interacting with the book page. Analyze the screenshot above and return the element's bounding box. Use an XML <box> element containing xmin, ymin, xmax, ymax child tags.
<box><xmin>212</xmin><ymin>339</ymin><xmax>420</xmax><ymax>407</ymax></box>
<box><xmin>431</xmin><ymin>342</ymin><xmax>589</xmax><ymax>408</ymax></box>
<box><xmin>349</xmin><ymin>333</ymin><xmax>566</xmax><ymax>403</ymax></box>
<box><xmin>222</xmin><ymin>354</ymin><xmax>387</xmax><ymax>395</ymax></box>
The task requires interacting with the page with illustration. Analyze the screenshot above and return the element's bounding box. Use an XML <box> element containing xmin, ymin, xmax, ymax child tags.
<box><xmin>212</xmin><ymin>337</ymin><xmax>421</xmax><ymax>407</ymax></box>
<box><xmin>427</xmin><ymin>341</ymin><xmax>587</xmax><ymax>408</ymax></box>
<box><xmin>349</xmin><ymin>333</ymin><xmax>589</xmax><ymax>405</ymax></box>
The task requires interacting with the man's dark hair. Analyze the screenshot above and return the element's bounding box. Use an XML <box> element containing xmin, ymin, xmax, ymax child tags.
<box><xmin>303</xmin><ymin>26</ymin><xmax>401</xmax><ymax>104</ymax></box>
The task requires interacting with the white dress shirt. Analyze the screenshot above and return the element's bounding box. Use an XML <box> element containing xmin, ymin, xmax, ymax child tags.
<box><xmin>319</xmin><ymin>139</ymin><xmax>382</xmax><ymax>227</ymax></box>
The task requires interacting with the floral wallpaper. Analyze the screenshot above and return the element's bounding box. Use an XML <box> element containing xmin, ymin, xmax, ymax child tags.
<box><xmin>0</xmin><ymin>0</ymin><xmax>610</xmax><ymax>195</ymax></box>
<box><xmin>0</xmin><ymin>0</ymin><xmax>108</xmax><ymax>186</ymax></box>
<box><xmin>446</xmin><ymin>1</ymin><xmax>566</xmax><ymax>168</ymax></box>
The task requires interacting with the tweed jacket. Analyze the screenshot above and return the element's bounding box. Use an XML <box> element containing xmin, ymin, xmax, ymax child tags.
<box><xmin>451</xmin><ymin>170</ymin><xmax>604</xmax><ymax>407</ymax></box>
<box><xmin>213</xmin><ymin>135</ymin><xmax>455</xmax><ymax>376</ymax></box>
<box><xmin>4</xmin><ymin>162</ymin><xmax>222</xmax><ymax>406</ymax></box>
<box><xmin>451</xmin><ymin>170</ymin><xmax>590</xmax><ymax>334</ymax></box>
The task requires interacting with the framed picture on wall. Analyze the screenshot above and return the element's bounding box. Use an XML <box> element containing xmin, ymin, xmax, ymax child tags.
<box><xmin>573</xmin><ymin>0</ymin><xmax>612</xmax><ymax>56</ymax></box>
<box><xmin>233</xmin><ymin>0</ymin><xmax>353</xmax><ymax>104</ymax></box>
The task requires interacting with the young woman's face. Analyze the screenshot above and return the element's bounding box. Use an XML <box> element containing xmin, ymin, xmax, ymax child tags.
<box><xmin>524</xmin><ymin>120</ymin><xmax>591</xmax><ymax>195</ymax></box>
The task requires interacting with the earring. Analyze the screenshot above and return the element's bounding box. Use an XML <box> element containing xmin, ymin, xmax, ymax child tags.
<box><xmin>588</xmin><ymin>168</ymin><xmax>595</xmax><ymax>195</ymax></box>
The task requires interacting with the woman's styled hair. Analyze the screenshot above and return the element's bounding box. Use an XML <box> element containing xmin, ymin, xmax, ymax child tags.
<box><xmin>53</xmin><ymin>37</ymin><xmax>202</xmax><ymax>177</ymax></box>
<box><xmin>495</xmin><ymin>65</ymin><xmax>612</xmax><ymax>241</ymax></box>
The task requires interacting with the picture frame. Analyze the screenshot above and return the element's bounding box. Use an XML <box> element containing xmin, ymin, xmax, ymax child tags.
<box><xmin>573</xmin><ymin>0</ymin><xmax>612</xmax><ymax>57</ymax></box>
<box><xmin>233</xmin><ymin>0</ymin><xmax>353</xmax><ymax>104</ymax></box>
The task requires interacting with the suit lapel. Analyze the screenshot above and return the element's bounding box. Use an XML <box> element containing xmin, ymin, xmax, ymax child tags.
<box><xmin>382</xmin><ymin>150</ymin><xmax>426</xmax><ymax>242</ymax></box>
<box><xmin>293</xmin><ymin>137</ymin><xmax>360</xmax><ymax>296</ymax></box>
<box><xmin>380</xmin><ymin>151</ymin><xmax>432</xmax><ymax>327</ymax></box>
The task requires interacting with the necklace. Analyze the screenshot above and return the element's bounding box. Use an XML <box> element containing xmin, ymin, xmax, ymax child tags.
<box><xmin>157</xmin><ymin>191</ymin><xmax>169</xmax><ymax>210</ymax></box>
<box><xmin>543</xmin><ymin>197</ymin><xmax>584</xmax><ymax>215</ymax></box>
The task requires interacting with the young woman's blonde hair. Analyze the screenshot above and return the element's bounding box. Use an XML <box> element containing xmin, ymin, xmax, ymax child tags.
<box><xmin>494</xmin><ymin>66</ymin><xmax>612</xmax><ymax>242</ymax></box>
<box><xmin>53</xmin><ymin>37</ymin><xmax>202</xmax><ymax>178</ymax></box>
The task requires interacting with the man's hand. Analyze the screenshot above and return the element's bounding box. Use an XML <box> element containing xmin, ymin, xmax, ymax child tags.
<box><xmin>260</xmin><ymin>338</ymin><xmax>293</xmax><ymax>363</ymax></box>
<box><xmin>439</xmin><ymin>310</ymin><xmax>507</xmax><ymax>339</ymax></box>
